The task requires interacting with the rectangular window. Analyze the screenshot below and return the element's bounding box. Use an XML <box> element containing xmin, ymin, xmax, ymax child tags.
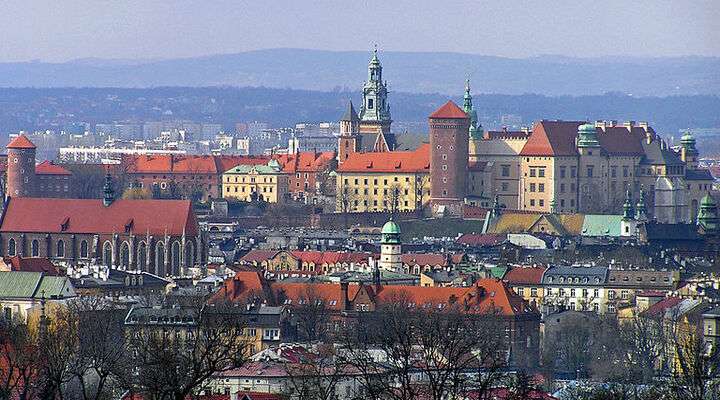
<box><xmin>539</xmin><ymin>199</ymin><xmax>544</xmax><ymax>207</ymax></box>
<box><xmin>530</xmin><ymin>199</ymin><xmax>535</xmax><ymax>206</ymax></box>
<box><xmin>587</xmin><ymin>166</ymin><xmax>594</xmax><ymax>177</ymax></box>
<box><xmin>571</xmin><ymin>167</ymin><xmax>577</xmax><ymax>178</ymax></box>
<box><xmin>501</xmin><ymin>182</ymin><xmax>509</xmax><ymax>191</ymax></box>
<box><xmin>539</xmin><ymin>183</ymin><xmax>545</xmax><ymax>192</ymax></box>
<box><xmin>530</xmin><ymin>183</ymin><xmax>536</xmax><ymax>192</ymax></box>
<box><xmin>530</xmin><ymin>287</ymin><xmax>538</xmax><ymax>297</ymax></box>
<box><xmin>623</xmin><ymin>166</ymin><xmax>629</xmax><ymax>177</ymax></box>
<box><xmin>529</xmin><ymin>168</ymin><xmax>536</xmax><ymax>177</ymax></box>
<box><xmin>559</xmin><ymin>167</ymin><xmax>566</xmax><ymax>179</ymax></box>
<box><xmin>560</xmin><ymin>183</ymin><xmax>565</xmax><ymax>193</ymax></box>
<box><xmin>538</xmin><ymin>168</ymin><xmax>545</xmax><ymax>178</ymax></box>
<box><xmin>501</xmin><ymin>165</ymin><xmax>510</xmax><ymax>177</ymax></box>
<box><xmin>611</xmin><ymin>166</ymin><xmax>617</xmax><ymax>178</ymax></box>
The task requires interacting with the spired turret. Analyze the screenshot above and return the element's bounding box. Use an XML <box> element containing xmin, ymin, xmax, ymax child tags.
<box><xmin>379</xmin><ymin>218</ymin><xmax>402</xmax><ymax>271</ymax></box>
<box><xmin>635</xmin><ymin>187</ymin><xmax>648</xmax><ymax>222</ymax></box>
<box><xmin>620</xmin><ymin>190</ymin><xmax>638</xmax><ymax>237</ymax></box>
<box><xmin>463</xmin><ymin>80</ymin><xmax>482</xmax><ymax>140</ymax></box>
<box><xmin>697</xmin><ymin>193</ymin><xmax>719</xmax><ymax>234</ymax></box>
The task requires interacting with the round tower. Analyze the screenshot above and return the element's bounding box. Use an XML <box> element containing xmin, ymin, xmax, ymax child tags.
<box><xmin>379</xmin><ymin>219</ymin><xmax>402</xmax><ymax>272</ymax></box>
<box><xmin>428</xmin><ymin>100</ymin><xmax>470</xmax><ymax>217</ymax></box>
<box><xmin>6</xmin><ymin>135</ymin><xmax>37</xmax><ymax>198</ymax></box>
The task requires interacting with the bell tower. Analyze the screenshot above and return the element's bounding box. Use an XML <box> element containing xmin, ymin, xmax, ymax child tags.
<box><xmin>359</xmin><ymin>48</ymin><xmax>392</xmax><ymax>137</ymax></box>
<box><xmin>379</xmin><ymin>218</ymin><xmax>402</xmax><ymax>272</ymax></box>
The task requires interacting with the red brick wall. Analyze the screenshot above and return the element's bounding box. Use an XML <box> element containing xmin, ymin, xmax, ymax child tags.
<box><xmin>429</xmin><ymin>117</ymin><xmax>469</xmax><ymax>203</ymax></box>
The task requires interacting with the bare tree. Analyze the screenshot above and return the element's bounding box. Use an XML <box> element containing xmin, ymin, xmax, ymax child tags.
<box><xmin>340</xmin><ymin>292</ymin><xmax>508</xmax><ymax>400</ymax></box>
<box><xmin>293</xmin><ymin>286</ymin><xmax>332</xmax><ymax>342</ymax></box>
<box><xmin>126</xmin><ymin>304</ymin><xmax>249</xmax><ymax>400</ymax></box>
<box><xmin>283</xmin><ymin>343</ymin><xmax>352</xmax><ymax>400</ymax></box>
<box><xmin>667</xmin><ymin>318</ymin><xmax>720</xmax><ymax>400</ymax></box>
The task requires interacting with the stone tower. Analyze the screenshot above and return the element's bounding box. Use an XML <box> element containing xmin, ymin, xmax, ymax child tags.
<box><xmin>338</xmin><ymin>101</ymin><xmax>360</xmax><ymax>165</ymax></box>
<box><xmin>6</xmin><ymin>135</ymin><xmax>37</xmax><ymax>198</ymax></box>
<box><xmin>358</xmin><ymin>49</ymin><xmax>392</xmax><ymax>137</ymax></box>
<box><xmin>379</xmin><ymin>218</ymin><xmax>402</xmax><ymax>272</ymax></box>
<box><xmin>429</xmin><ymin>100</ymin><xmax>470</xmax><ymax>217</ymax></box>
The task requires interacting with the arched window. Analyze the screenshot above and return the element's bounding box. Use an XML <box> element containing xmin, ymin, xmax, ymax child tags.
<box><xmin>56</xmin><ymin>240</ymin><xmax>65</xmax><ymax>258</ymax></box>
<box><xmin>120</xmin><ymin>242</ymin><xmax>130</xmax><ymax>269</ymax></box>
<box><xmin>156</xmin><ymin>242</ymin><xmax>165</xmax><ymax>276</ymax></box>
<box><xmin>171</xmin><ymin>242</ymin><xmax>181</xmax><ymax>276</ymax></box>
<box><xmin>103</xmin><ymin>241</ymin><xmax>113</xmax><ymax>267</ymax></box>
<box><xmin>7</xmin><ymin>238</ymin><xmax>16</xmax><ymax>257</ymax></box>
<box><xmin>80</xmin><ymin>240</ymin><xmax>89</xmax><ymax>258</ymax></box>
<box><xmin>31</xmin><ymin>240</ymin><xmax>39</xmax><ymax>257</ymax></box>
<box><xmin>184</xmin><ymin>242</ymin><xmax>194</xmax><ymax>268</ymax></box>
<box><xmin>138</xmin><ymin>242</ymin><xmax>147</xmax><ymax>273</ymax></box>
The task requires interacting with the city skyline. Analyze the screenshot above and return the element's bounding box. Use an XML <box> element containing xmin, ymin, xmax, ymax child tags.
<box><xmin>0</xmin><ymin>0</ymin><xmax>718</xmax><ymax>62</ymax></box>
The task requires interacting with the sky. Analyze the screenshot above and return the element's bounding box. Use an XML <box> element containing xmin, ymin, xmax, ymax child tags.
<box><xmin>0</xmin><ymin>0</ymin><xmax>718</xmax><ymax>62</ymax></box>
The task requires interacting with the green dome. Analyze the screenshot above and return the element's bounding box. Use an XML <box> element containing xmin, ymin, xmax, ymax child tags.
<box><xmin>381</xmin><ymin>219</ymin><xmax>401</xmax><ymax>235</ymax></box>
<box><xmin>681</xmin><ymin>131</ymin><xmax>696</xmax><ymax>147</ymax></box>
<box><xmin>577</xmin><ymin>123</ymin><xmax>600</xmax><ymax>148</ymax></box>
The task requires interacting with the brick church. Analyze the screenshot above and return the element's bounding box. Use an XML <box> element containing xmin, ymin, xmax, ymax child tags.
<box><xmin>0</xmin><ymin>135</ymin><xmax>204</xmax><ymax>277</ymax></box>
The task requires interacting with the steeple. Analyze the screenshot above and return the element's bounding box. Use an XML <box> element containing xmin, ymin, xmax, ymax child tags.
<box><xmin>463</xmin><ymin>79</ymin><xmax>481</xmax><ymax>140</ymax></box>
<box><xmin>635</xmin><ymin>187</ymin><xmax>647</xmax><ymax>221</ymax></box>
<box><xmin>622</xmin><ymin>190</ymin><xmax>635</xmax><ymax>220</ymax></box>
<box><xmin>359</xmin><ymin>48</ymin><xmax>391</xmax><ymax>124</ymax></box>
<box><xmin>103</xmin><ymin>173</ymin><xmax>115</xmax><ymax>207</ymax></box>
<box><xmin>379</xmin><ymin>217</ymin><xmax>402</xmax><ymax>272</ymax></box>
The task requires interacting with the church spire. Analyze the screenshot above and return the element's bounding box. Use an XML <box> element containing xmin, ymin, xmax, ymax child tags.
<box><xmin>635</xmin><ymin>187</ymin><xmax>647</xmax><ymax>221</ymax></box>
<box><xmin>463</xmin><ymin>79</ymin><xmax>481</xmax><ymax>140</ymax></box>
<box><xmin>622</xmin><ymin>189</ymin><xmax>635</xmax><ymax>220</ymax></box>
<box><xmin>359</xmin><ymin>47</ymin><xmax>391</xmax><ymax>124</ymax></box>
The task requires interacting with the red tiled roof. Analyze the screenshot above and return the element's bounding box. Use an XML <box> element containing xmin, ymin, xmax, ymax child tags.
<box><xmin>210</xmin><ymin>271</ymin><xmax>269</xmax><ymax>304</ymax></box>
<box><xmin>374</xmin><ymin>278</ymin><xmax>532</xmax><ymax>316</ymax></box>
<box><xmin>272</xmin><ymin>282</ymin><xmax>367</xmax><ymax>310</ymax></box>
<box><xmin>2</xmin><ymin>256</ymin><xmax>61</xmax><ymax>275</ymax></box>
<box><xmin>124</xmin><ymin>154</ymin><xmax>270</xmax><ymax>175</ymax></box>
<box><xmin>429</xmin><ymin>101</ymin><xmax>468</xmax><ymax>119</ymax></box>
<box><xmin>7</xmin><ymin>135</ymin><xmax>36</xmax><ymax>149</ymax></box>
<box><xmin>596</xmin><ymin>126</ymin><xmax>646</xmax><ymax>156</ymax></box>
<box><xmin>238</xmin><ymin>392</ymin><xmax>283</xmax><ymax>400</ymax></box>
<box><xmin>463</xmin><ymin>205</ymin><xmax>489</xmax><ymax>219</ymax></box>
<box><xmin>0</xmin><ymin>198</ymin><xmax>197</xmax><ymax>236</ymax></box>
<box><xmin>122</xmin><ymin>394</ymin><xmax>229</xmax><ymax>400</ymax></box>
<box><xmin>240</xmin><ymin>250</ymin><xmax>373</xmax><ymax>266</ymax></box>
<box><xmin>35</xmin><ymin>160</ymin><xmax>72</xmax><ymax>175</ymax></box>
<box><xmin>520</xmin><ymin>120</ymin><xmax>583</xmax><ymax>156</ymax></box>
<box><xmin>642</xmin><ymin>296</ymin><xmax>682</xmax><ymax>318</ymax></box>
<box><xmin>240</xmin><ymin>250</ymin><xmax>280</xmax><ymax>263</ymax></box>
<box><xmin>337</xmin><ymin>143</ymin><xmax>430</xmax><ymax>173</ymax></box>
<box><xmin>275</xmin><ymin>151</ymin><xmax>336</xmax><ymax>173</ymax></box>
<box><xmin>503</xmin><ymin>266</ymin><xmax>547</xmax><ymax>285</ymax></box>
<box><xmin>456</xmin><ymin>233</ymin><xmax>506</xmax><ymax>247</ymax></box>
<box><xmin>520</xmin><ymin>121</ymin><xmax>649</xmax><ymax>157</ymax></box>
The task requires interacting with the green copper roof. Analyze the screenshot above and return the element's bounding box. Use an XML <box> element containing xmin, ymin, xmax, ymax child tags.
<box><xmin>0</xmin><ymin>271</ymin><xmax>75</xmax><ymax>299</ymax></box>
<box><xmin>382</xmin><ymin>219</ymin><xmax>401</xmax><ymax>235</ymax></box>
<box><xmin>225</xmin><ymin>161</ymin><xmax>284</xmax><ymax>175</ymax></box>
<box><xmin>680</xmin><ymin>131</ymin><xmax>696</xmax><ymax>146</ymax></box>
<box><xmin>701</xmin><ymin>193</ymin><xmax>716</xmax><ymax>207</ymax></box>
<box><xmin>581</xmin><ymin>215</ymin><xmax>623</xmax><ymax>237</ymax></box>
<box><xmin>577</xmin><ymin>123</ymin><xmax>600</xmax><ymax>147</ymax></box>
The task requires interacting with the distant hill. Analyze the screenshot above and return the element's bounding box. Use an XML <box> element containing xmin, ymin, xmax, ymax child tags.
<box><xmin>0</xmin><ymin>49</ymin><xmax>718</xmax><ymax>96</ymax></box>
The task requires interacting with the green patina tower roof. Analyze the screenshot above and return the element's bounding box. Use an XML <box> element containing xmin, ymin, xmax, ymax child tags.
<box><xmin>622</xmin><ymin>190</ymin><xmax>635</xmax><ymax>220</ymax></box>
<box><xmin>698</xmin><ymin>192</ymin><xmax>719</xmax><ymax>233</ymax></box>
<box><xmin>463</xmin><ymin>79</ymin><xmax>482</xmax><ymax>140</ymax></box>
<box><xmin>577</xmin><ymin>123</ymin><xmax>600</xmax><ymax>148</ymax></box>
<box><xmin>381</xmin><ymin>218</ymin><xmax>401</xmax><ymax>244</ymax></box>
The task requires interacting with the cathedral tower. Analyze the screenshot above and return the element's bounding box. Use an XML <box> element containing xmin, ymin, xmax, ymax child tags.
<box><xmin>358</xmin><ymin>49</ymin><xmax>392</xmax><ymax>139</ymax></box>
<box><xmin>429</xmin><ymin>100</ymin><xmax>470</xmax><ymax>217</ymax></box>
<box><xmin>463</xmin><ymin>79</ymin><xmax>482</xmax><ymax>140</ymax></box>
<box><xmin>6</xmin><ymin>135</ymin><xmax>37</xmax><ymax>198</ymax></box>
<box><xmin>338</xmin><ymin>101</ymin><xmax>360</xmax><ymax>165</ymax></box>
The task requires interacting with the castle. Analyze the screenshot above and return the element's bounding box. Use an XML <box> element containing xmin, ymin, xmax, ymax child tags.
<box><xmin>336</xmin><ymin>51</ymin><xmax>715</xmax><ymax>223</ymax></box>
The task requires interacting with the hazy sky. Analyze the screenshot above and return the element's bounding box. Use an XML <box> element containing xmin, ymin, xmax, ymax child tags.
<box><xmin>1</xmin><ymin>0</ymin><xmax>718</xmax><ymax>62</ymax></box>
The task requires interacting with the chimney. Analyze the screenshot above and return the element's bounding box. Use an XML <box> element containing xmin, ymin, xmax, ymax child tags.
<box><xmin>340</xmin><ymin>281</ymin><xmax>350</xmax><ymax>310</ymax></box>
<box><xmin>638</xmin><ymin>121</ymin><xmax>649</xmax><ymax>132</ymax></box>
<box><xmin>623</xmin><ymin>121</ymin><xmax>635</xmax><ymax>132</ymax></box>
<box><xmin>595</xmin><ymin>121</ymin><xmax>606</xmax><ymax>131</ymax></box>
<box><xmin>609</xmin><ymin>120</ymin><xmax>618</xmax><ymax>127</ymax></box>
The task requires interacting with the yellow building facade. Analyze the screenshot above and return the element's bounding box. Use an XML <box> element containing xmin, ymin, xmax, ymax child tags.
<box><xmin>222</xmin><ymin>160</ymin><xmax>288</xmax><ymax>203</ymax></box>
